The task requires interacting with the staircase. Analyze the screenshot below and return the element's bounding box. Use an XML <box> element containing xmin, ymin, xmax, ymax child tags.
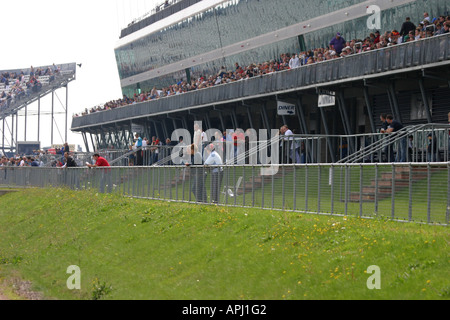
<box><xmin>349</xmin><ymin>165</ymin><xmax>441</xmax><ymax>202</ymax></box>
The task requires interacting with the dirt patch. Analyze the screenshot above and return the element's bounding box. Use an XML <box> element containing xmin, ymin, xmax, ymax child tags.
<box><xmin>0</xmin><ymin>278</ymin><xmax>44</xmax><ymax>300</ymax></box>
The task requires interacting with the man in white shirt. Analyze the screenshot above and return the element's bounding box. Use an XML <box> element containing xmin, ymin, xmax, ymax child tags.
<box><xmin>204</xmin><ymin>144</ymin><xmax>224</xmax><ymax>203</ymax></box>
<box><xmin>289</xmin><ymin>54</ymin><xmax>300</xmax><ymax>69</ymax></box>
<box><xmin>19</xmin><ymin>156</ymin><xmax>28</xmax><ymax>167</ymax></box>
<box><xmin>280</xmin><ymin>125</ymin><xmax>294</xmax><ymax>163</ymax></box>
<box><xmin>193</xmin><ymin>123</ymin><xmax>202</xmax><ymax>151</ymax></box>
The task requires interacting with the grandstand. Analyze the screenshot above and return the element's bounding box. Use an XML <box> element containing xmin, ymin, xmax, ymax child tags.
<box><xmin>1</xmin><ymin>63</ymin><xmax>77</xmax><ymax>155</ymax></box>
<box><xmin>72</xmin><ymin>0</ymin><xmax>450</xmax><ymax>159</ymax></box>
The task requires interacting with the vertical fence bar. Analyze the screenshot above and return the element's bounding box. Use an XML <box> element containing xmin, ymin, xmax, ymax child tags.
<box><xmin>305</xmin><ymin>164</ymin><xmax>309</xmax><ymax>212</ymax></box>
<box><xmin>344</xmin><ymin>165</ymin><xmax>348</xmax><ymax>216</ymax></box>
<box><xmin>282</xmin><ymin>165</ymin><xmax>285</xmax><ymax>211</ymax></box>
<box><xmin>374</xmin><ymin>164</ymin><xmax>379</xmax><ymax>215</ymax></box>
<box><xmin>359</xmin><ymin>164</ymin><xmax>363</xmax><ymax>218</ymax></box>
<box><xmin>391</xmin><ymin>164</ymin><xmax>396</xmax><ymax>220</ymax></box>
<box><xmin>317</xmin><ymin>164</ymin><xmax>321</xmax><ymax>214</ymax></box>
<box><xmin>261</xmin><ymin>166</ymin><xmax>265</xmax><ymax>209</ymax></box>
<box><xmin>447</xmin><ymin>162</ymin><xmax>450</xmax><ymax>225</ymax></box>
<box><xmin>330</xmin><ymin>165</ymin><xmax>334</xmax><ymax>215</ymax></box>
<box><xmin>408</xmin><ymin>163</ymin><xmax>413</xmax><ymax>222</ymax></box>
<box><xmin>250</xmin><ymin>165</ymin><xmax>254</xmax><ymax>207</ymax></box>
<box><xmin>233</xmin><ymin>166</ymin><xmax>238</xmax><ymax>206</ymax></box>
<box><xmin>427</xmin><ymin>163</ymin><xmax>431</xmax><ymax>224</ymax></box>
<box><xmin>293</xmin><ymin>165</ymin><xmax>297</xmax><ymax>212</ymax></box>
<box><xmin>271</xmin><ymin>166</ymin><xmax>274</xmax><ymax>210</ymax></box>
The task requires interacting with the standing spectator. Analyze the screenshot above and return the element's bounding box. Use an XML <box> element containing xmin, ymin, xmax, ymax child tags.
<box><xmin>128</xmin><ymin>146</ymin><xmax>135</xmax><ymax>166</ymax></box>
<box><xmin>280</xmin><ymin>125</ymin><xmax>294</xmax><ymax>164</ymax></box>
<box><xmin>386</xmin><ymin>115</ymin><xmax>407</xmax><ymax>162</ymax></box>
<box><xmin>407</xmin><ymin>135</ymin><xmax>414</xmax><ymax>162</ymax></box>
<box><xmin>185</xmin><ymin>144</ymin><xmax>207</xmax><ymax>203</ymax></box>
<box><xmin>289</xmin><ymin>54</ymin><xmax>300</xmax><ymax>69</ymax></box>
<box><xmin>204</xmin><ymin>144</ymin><xmax>224</xmax><ymax>204</ymax></box>
<box><xmin>379</xmin><ymin>114</ymin><xmax>393</xmax><ymax>162</ymax></box>
<box><xmin>329</xmin><ymin>32</ymin><xmax>346</xmax><ymax>55</ymax></box>
<box><xmin>134</xmin><ymin>133</ymin><xmax>144</xmax><ymax>166</ymax></box>
<box><xmin>427</xmin><ymin>133</ymin><xmax>438</xmax><ymax>162</ymax></box>
<box><xmin>193</xmin><ymin>123</ymin><xmax>202</xmax><ymax>152</ymax></box>
<box><xmin>1</xmin><ymin>156</ymin><xmax>8</xmax><ymax>181</ymax></box>
<box><xmin>400</xmin><ymin>17</ymin><xmax>417</xmax><ymax>39</ymax></box>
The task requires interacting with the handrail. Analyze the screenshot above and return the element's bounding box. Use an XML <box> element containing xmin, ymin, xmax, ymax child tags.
<box><xmin>336</xmin><ymin>124</ymin><xmax>450</xmax><ymax>164</ymax></box>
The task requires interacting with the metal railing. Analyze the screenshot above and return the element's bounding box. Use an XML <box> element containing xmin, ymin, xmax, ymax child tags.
<box><xmin>337</xmin><ymin>124</ymin><xmax>450</xmax><ymax>164</ymax></box>
<box><xmin>1</xmin><ymin>162</ymin><xmax>449</xmax><ymax>225</ymax></box>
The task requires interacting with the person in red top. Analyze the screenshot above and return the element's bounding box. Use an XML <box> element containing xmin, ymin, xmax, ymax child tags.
<box><xmin>87</xmin><ymin>154</ymin><xmax>112</xmax><ymax>193</ymax></box>
<box><xmin>87</xmin><ymin>154</ymin><xmax>110</xmax><ymax>167</ymax></box>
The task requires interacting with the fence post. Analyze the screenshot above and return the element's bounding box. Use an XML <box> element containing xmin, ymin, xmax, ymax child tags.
<box><xmin>447</xmin><ymin>162</ymin><xmax>450</xmax><ymax>225</ymax></box>
<box><xmin>391</xmin><ymin>164</ymin><xmax>396</xmax><ymax>220</ymax></box>
<box><xmin>408</xmin><ymin>163</ymin><xmax>413</xmax><ymax>222</ymax></box>
<box><xmin>330</xmin><ymin>165</ymin><xmax>334</xmax><ymax>215</ymax></box>
<box><xmin>317</xmin><ymin>164</ymin><xmax>322</xmax><ymax>214</ymax></box>
<box><xmin>359</xmin><ymin>164</ymin><xmax>363</xmax><ymax>218</ymax></box>
<box><xmin>427</xmin><ymin>163</ymin><xmax>431</xmax><ymax>224</ymax></box>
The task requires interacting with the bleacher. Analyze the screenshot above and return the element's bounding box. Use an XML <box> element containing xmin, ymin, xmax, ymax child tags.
<box><xmin>0</xmin><ymin>63</ymin><xmax>77</xmax><ymax>119</ymax></box>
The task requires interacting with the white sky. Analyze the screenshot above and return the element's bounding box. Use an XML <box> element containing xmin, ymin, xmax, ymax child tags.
<box><xmin>1</xmin><ymin>0</ymin><xmax>160</xmax><ymax>151</ymax></box>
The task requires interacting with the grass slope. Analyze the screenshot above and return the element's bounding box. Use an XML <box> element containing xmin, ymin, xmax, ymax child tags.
<box><xmin>0</xmin><ymin>188</ymin><xmax>449</xmax><ymax>300</ymax></box>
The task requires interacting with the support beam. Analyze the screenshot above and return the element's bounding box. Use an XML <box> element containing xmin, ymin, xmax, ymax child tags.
<box><xmin>246</xmin><ymin>106</ymin><xmax>254</xmax><ymax>129</ymax></box>
<box><xmin>388</xmin><ymin>83</ymin><xmax>402</xmax><ymax>123</ymax></box>
<box><xmin>296</xmin><ymin>95</ymin><xmax>309</xmax><ymax>134</ymax></box>
<box><xmin>418</xmin><ymin>78</ymin><xmax>433</xmax><ymax>123</ymax></box>
<box><xmin>363</xmin><ymin>86</ymin><xmax>376</xmax><ymax>133</ymax></box>
<box><xmin>319</xmin><ymin>107</ymin><xmax>336</xmax><ymax>163</ymax></box>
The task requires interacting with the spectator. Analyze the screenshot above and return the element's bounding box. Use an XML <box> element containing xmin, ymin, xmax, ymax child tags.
<box><xmin>329</xmin><ymin>32</ymin><xmax>346</xmax><ymax>55</ymax></box>
<box><xmin>400</xmin><ymin>17</ymin><xmax>417</xmax><ymax>39</ymax></box>
<box><xmin>204</xmin><ymin>143</ymin><xmax>224</xmax><ymax>204</ymax></box>
<box><xmin>442</xmin><ymin>22</ymin><xmax>450</xmax><ymax>34</ymax></box>
<box><xmin>87</xmin><ymin>154</ymin><xmax>110</xmax><ymax>168</ymax></box>
<box><xmin>427</xmin><ymin>133</ymin><xmax>438</xmax><ymax>162</ymax></box>
<box><xmin>408</xmin><ymin>135</ymin><xmax>414</xmax><ymax>162</ymax></box>
<box><xmin>185</xmin><ymin>144</ymin><xmax>207</xmax><ymax>203</ymax></box>
<box><xmin>62</xmin><ymin>152</ymin><xmax>77</xmax><ymax>168</ymax></box>
<box><xmin>280</xmin><ymin>125</ymin><xmax>294</xmax><ymax>164</ymax></box>
<box><xmin>30</xmin><ymin>158</ymin><xmax>40</xmax><ymax>167</ymax></box>
<box><xmin>134</xmin><ymin>133</ymin><xmax>144</xmax><ymax>166</ymax></box>
<box><xmin>386</xmin><ymin>115</ymin><xmax>407</xmax><ymax>162</ymax></box>
<box><xmin>289</xmin><ymin>54</ymin><xmax>300</xmax><ymax>69</ymax></box>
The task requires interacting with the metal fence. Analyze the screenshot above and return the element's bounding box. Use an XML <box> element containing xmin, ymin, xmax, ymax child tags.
<box><xmin>1</xmin><ymin>163</ymin><xmax>449</xmax><ymax>225</ymax></box>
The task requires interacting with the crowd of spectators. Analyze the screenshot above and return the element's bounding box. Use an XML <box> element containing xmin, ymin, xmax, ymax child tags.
<box><xmin>0</xmin><ymin>64</ymin><xmax>61</xmax><ymax>112</ymax></box>
<box><xmin>74</xmin><ymin>12</ymin><xmax>450</xmax><ymax>118</ymax></box>
<box><xmin>0</xmin><ymin>142</ymin><xmax>72</xmax><ymax>168</ymax></box>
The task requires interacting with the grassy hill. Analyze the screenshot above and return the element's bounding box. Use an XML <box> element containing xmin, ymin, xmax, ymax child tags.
<box><xmin>0</xmin><ymin>188</ymin><xmax>449</xmax><ymax>300</ymax></box>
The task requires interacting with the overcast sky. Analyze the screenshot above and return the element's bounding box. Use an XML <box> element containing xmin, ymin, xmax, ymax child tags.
<box><xmin>1</xmin><ymin>0</ymin><xmax>160</xmax><ymax>151</ymax></box>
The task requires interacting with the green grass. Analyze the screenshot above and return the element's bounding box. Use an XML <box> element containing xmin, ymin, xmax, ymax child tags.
<box><xmin>107</xmin><ymin>165</ymin><xmax>449</xmax><ymax>224</ymax></box>
<box><xmin>0</xmin><ymin>188</ymin><xmax>449</xmax><ymax>300</ymax></box>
